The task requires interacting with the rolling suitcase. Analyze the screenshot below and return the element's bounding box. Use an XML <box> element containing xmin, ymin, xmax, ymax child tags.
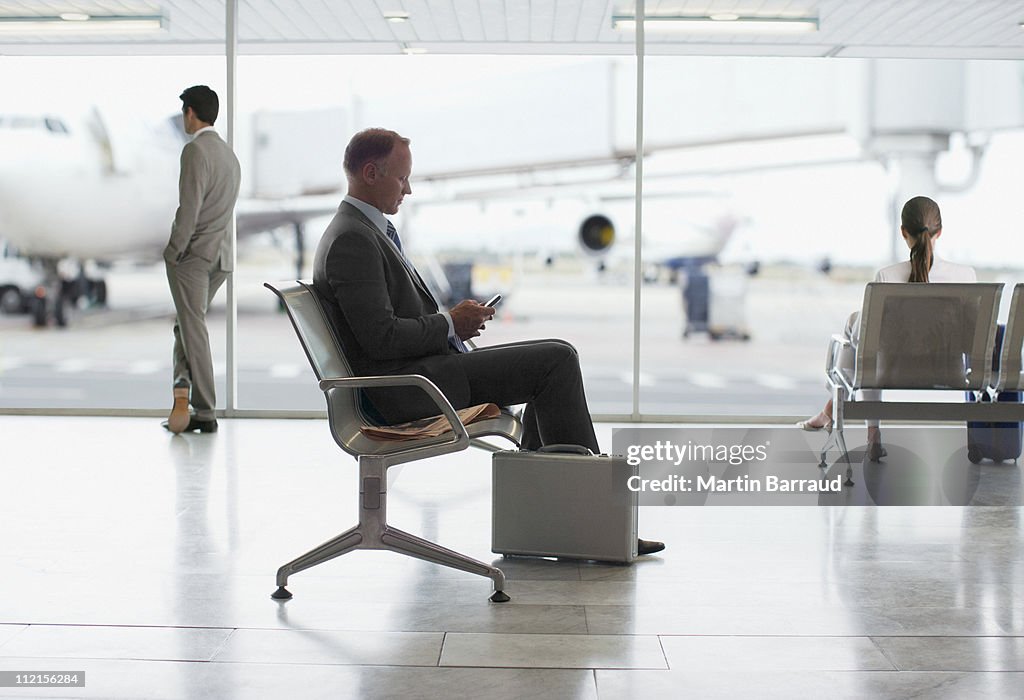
<box><xmin>491</xmin><ymin>445</ymin><xmax>638</xmax><ymax>563</ymax></box>
<box><xmin>967</xmin><ymin>325</ymin><xmax>1023</xmax><ymax>464</ymax></box>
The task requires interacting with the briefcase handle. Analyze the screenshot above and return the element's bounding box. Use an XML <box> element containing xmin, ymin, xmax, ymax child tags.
<box><xmin>537</xmin><ymin>444</ymin><xmax>594</xmax><ymax>456</ymax></box>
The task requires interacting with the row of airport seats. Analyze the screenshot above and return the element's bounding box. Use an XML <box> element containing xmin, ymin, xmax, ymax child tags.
<box><xmin>821</xmin><ymin>281</ymin><xmax>1024</xmax><ymax>470</ymax></box>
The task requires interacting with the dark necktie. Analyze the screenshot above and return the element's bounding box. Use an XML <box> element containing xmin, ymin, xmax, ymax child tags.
<box><xmin>386</xmin><ymin>220</ymin><xmax>468</xmax><ymax>353</ymax></box>
<box><xmin>385</xmin><ymin>220</ymin><xmax>404</xmax><ymax>255</ymax></box>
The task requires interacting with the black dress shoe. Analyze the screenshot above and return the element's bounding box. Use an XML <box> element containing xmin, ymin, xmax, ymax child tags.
<box><xmin>162</xmin><ymin>417</ymin><xmax>218</xmax><ymax>433</ymax></box>
<box><xmin>637</xmin><ymin>538</ymin><xmax>665</xmax><ymax>555</ymax></box>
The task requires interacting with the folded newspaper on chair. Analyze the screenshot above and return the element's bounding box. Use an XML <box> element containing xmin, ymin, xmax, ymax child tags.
<box><xmin>360</xmin><ymin>403</ymin><xmax>501</xmax><ymax>441</ymax></box>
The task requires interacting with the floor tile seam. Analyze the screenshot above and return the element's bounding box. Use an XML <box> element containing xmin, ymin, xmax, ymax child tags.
<box><xmin>655</xmin><ymin>634</ymin><xmax>670</xmax><ymax>671</ymax></box>
<box><xmin>235</xmin><ymin>628</ymin><xmax>593</xmax><ymax>636</ymax></box>
<box><xmin>0</xmin><ymin>625</ymin><xmax>29</xmax><ymax>651</ymax></box>
<box><xmin>0</xmin><ymin>623</ymin><xmax>610</xmax><ymax>636</ymax></box>
<box><xmin>171</xmin><ymin>658</ymin><xmax>451</xmax><ymax>669</ymax></box>
<box><xmin>435</xmin><ymin>662</ymin><xmax>671</xmax><ymax>670</ymax></box>
<box><xmin>866</xmin><ymin>635</ymin><xmax>901</xmax><ymax>671</ymax></box>
<box><xmin>574</xmin><ymin>602</ymin><xmax>1015</xmax><ymax>611</ymax></box>
<box><xmin>6</xmin><ymin>655</ymin><xmax>1022</xmax><ymax>677</ymax></box>
<box><xmin>874</xmin><ymin>670</ymin><xmax>1024</xmax><ymax>675</ymax></box>
<box><xmin>870</xmin><ymin>635</ymin><xmax>1024</xmax><ymax>639</ymax></box>
<box><xmin>206</xmin><ymin>628</ymin><xmax>240</xmax><ymax>662</ymax></box>
<box><xmin>655</xmin><ymin>634</ymin><xmax>884</xmax><ymax>639</ymax></box>
<box><xmin>0</xmin><ymin>652</ymin><xmax>226</xmax><ymax>663</ymax></box>
<box><xmin>0</xmin><ymin>655</ymin><xmax>454</xmax><ymax>669</ymax></box>
<box><xmin>0</xmin><ymin>623</ymin><xmax>240</xmax><ymax>633</ymax></box>
<box><xmin>835</xmin><ymin>597</ymin><xmax>1019</xmax><ymax>609</ymax></box>
<box><xmin>592</xmin><ymin>670</ymin><xmax>1024</xmax><ymax>679</ymax></box>
<box><xmin>445</xmin><ymin>632</ymin><xmax>663</xmax><ymax>639</ymax></box>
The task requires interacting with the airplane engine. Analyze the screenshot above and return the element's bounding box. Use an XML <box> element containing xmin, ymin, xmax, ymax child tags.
<box><xmin>577</xmin><ymin>214</ymin><xmax>615</xmax><ymax>256</ymax></box>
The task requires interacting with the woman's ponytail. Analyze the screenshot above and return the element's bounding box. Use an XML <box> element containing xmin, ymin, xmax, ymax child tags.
<box><xmin>901</xmin><ymin>196</ymin><xmax>942</xmax><ymax>283</ymax></box>
<box><xmin>908</xmin><ymin>225</ymin><xmax>934</xmax><ymax>283</ymax></box>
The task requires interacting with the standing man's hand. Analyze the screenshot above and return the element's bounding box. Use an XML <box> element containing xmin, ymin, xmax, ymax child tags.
<box><xmin>450</xmin><ymin>300</ymin><xmax>497</xmax><ymax>340</ymax></box>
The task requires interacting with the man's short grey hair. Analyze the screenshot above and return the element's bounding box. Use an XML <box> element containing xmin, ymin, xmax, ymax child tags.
<box><xmin>343</xmin><ymin>128</ymin><xmax>410</xmax><ymax>176</ymax></box>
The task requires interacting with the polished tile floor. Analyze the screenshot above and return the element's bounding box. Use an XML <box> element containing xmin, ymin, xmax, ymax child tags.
<box><xmin>1</xmin><ymin>416</ymin><xmax>1022</xmax><ymax>699</ymax></box>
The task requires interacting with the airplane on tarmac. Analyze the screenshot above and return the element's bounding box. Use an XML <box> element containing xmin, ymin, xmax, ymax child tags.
<box><xmin>0</xmin><ymin>104</ymin><xmax>839</xmax><ymax>328</ymax></box>
<box><xmin>0</xmin><ymin>112</ymin><xmax>735</xmax><ymax>328</ymax></box>
<box><xmin>0</xmin><ymin>107</ymin><xmax>338</xmax><ymax>327</ymax></box>
<box><xmin>403</xmin><ymin>170</ymin><xmax>746</xmax><ymax>282</ymax></box>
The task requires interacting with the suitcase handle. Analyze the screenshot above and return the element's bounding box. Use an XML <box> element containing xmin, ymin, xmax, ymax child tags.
<box><xmin>537</xmin><ymin>444</ymin><xmax>594</xmax><ymax>456</ymax></box>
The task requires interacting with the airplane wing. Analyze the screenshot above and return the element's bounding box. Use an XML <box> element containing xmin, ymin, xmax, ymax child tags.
<box><xmin>236</xmin><ymin>194</ymin><xmax>340</xmax><ymax>235</ymax></box>
<box><xmin>415</xmin><ymin>126</ymin><xmax>846</xmax><ymax>184</ymax></box>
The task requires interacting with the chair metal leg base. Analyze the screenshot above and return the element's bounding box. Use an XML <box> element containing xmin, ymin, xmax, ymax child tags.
<box><xmin>818</xmin><ymin>430</ymin><xmax>838</xmax><ymax>469</ymax></box>
<box><xmin>381</xmin><ymin>526</ymin><xmax>508</xmax><ymax>599</ymax></box>
<box><xmin>834</xmin><ymin>428</ymin><xmax>855</xmax><ymax>486</ymax></box>
<box><xmin>271</xmin><ymin>523</ymin><xmax>508</xmax><ymax>602</ymax></box>
<box><xmin>272</xmin><ymin>457</ymin><xmax>508</xmax><ymax>601</ymax></box>
<box><xmin>273</xmin><ymin>524</ymin><xmax>364</xmax><ymax>597</ymax></box>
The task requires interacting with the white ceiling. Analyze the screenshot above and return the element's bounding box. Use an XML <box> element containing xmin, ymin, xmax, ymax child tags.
<box><xmin>0</xmin><ymin>0</ymin><xmax>1023</xmax><ymax>59</ymax></box>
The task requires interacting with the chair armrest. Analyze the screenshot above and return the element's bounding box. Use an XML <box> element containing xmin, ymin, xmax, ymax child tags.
<box><xmin>825</xmin><ymin>334</ymin><xmax>856</xmax><ymax>395</ymax></box>
<box><xmin>824</xmin><ymin>333</ymin><xmax>851</xmax><ymax>376</ymax></box>
<box><xmin>318</xmin><ymin>373</ymin><xmax>470</xmax><ymax>448</ymax></box>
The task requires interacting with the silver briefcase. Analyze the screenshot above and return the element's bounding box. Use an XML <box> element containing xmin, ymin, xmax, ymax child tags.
<box><xmin>491</xmin><ymin>445</ymin><xmax>638</xmax><ymax>563</ymax></box>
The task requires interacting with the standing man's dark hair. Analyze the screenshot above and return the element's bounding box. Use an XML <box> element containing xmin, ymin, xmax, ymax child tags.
<box><xmin>179</xmin><ymin>85</ymin><xmax>219</xmax><ymax>126</ymax></box>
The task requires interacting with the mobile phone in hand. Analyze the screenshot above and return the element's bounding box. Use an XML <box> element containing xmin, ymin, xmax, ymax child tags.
<box><xmin>485</xmin><ymin>294</ymin><xmax>503</xmax><ymax>307</ymax></box>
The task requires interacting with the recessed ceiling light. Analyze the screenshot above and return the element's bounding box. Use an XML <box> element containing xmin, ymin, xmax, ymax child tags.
<box><xmin>0</xmin><ymin>15</ymin><xmax>166</xmax><ymax>34</ymax></box>
<box><xmin>612</xmin><ymin>14</ymin><xmax>818</xmax><ymax>34</ymax></box>
<box><xmin>384</xmin><ymin>11</ymin><xmax>410</xmax><ymax>23</ymax></box>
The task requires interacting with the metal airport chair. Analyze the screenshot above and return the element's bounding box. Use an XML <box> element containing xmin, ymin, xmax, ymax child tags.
<box><xmin>995</xmin><ymin>283</ymin><xmax>1024</xmax><ymax>394</ymax></box>
<box><xmin>264</xmin><ymin>281</ymin><xmax>523</xmax><ymax>603</ymax></box>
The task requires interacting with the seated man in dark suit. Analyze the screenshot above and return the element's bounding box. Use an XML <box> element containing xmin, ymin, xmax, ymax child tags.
<box><xmin>313</xmin><ymin>128</ymin><xmax>663</xmax><ymax>555</ymax></box>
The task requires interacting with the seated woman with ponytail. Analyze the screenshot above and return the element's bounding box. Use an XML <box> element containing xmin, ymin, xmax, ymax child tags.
<box><xmin>796</xmin><ymin>196</ymin><xmax>976</xmax><ymax>461</ymax></box>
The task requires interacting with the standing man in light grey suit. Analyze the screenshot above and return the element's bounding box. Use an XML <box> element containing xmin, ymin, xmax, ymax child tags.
<box><xmin>163</xmin><ymin>85</ymin><xmax>241</xmax><ymax>434</ymax></box>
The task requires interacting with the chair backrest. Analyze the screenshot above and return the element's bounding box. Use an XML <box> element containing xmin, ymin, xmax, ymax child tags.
<box><xmin>855</xmin><ymin>282</ymin><xmax>1002</xmax><ymax>391</ymax></box>
<box><xmin>997</xmin><ymin>283</ymin><xmax>1024</xmax><ymax>392</ymax></box>
<box><xmin>265</xmin><ymin>280</ymin><xmax>387</xmax><ymax>457</ymax></box>
<box><xmin>267</xmin><ymin>280</ymin><xmax>522</xmax><ymax>464</ymax></box>
<box><xmin>266</xmin><ymin>281</ymin><xmax>352</xmax><ymax>382</ymax></box>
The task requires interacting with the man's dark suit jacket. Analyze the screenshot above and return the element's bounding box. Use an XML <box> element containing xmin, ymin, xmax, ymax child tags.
<box><xmin>312</xmin><ymin>201</ymin><xmax>468</xmax><ymax>422</ymax></box>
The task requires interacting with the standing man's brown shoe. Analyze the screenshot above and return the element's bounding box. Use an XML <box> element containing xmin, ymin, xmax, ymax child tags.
<box><xmin>167</xmin><ymin>386</ymin><xmax>191</xmax><ymax>434</ymax></box>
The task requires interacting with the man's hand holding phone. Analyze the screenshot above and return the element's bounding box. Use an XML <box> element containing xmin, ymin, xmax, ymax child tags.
<box><xmin>451</xmin><ymin>294</ymin><xmax>501</xmax><ymax>340</ymax></box>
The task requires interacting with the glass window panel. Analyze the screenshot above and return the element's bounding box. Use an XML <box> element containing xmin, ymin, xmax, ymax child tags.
<box><xmin>0</xmin><ymin>47</ymin><xmax>228</xmax><ymax>411</ymax></box>
<box><xmin>639</xmin><ymin>55</ymin><xmax>1024</xmax><ymax>417</ymax></box>
<box><xmin>235</xmin><ymin>3</ymin><xmax>636</xmax><ymax>416</ymax></box>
